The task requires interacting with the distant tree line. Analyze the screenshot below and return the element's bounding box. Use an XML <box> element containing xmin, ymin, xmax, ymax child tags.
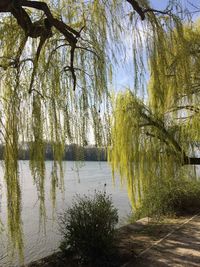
<box><xmin>0</xmin><ymin>143</ymin><xmax>106</xmax><ymax>161</ymax></box>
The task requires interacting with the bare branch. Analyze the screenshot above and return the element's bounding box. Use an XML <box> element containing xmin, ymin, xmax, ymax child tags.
<box><xmin>143</xmin><ymin>8</ymin><xmax>172</xmax><ymax>16</ymax></box>
<box><xmin>21</xmin><ymin>0</ymin><xmax>79</xmax><ymax>42</ymax></box>
<box><xmin>166</xmin><ymin>105</ymin><xmax>200</xmax><ymax>114</ymax></box>
<box><xmin>126</xmin><ymin>0</ymin><xmax>145</xmax><ymax>20</ymax></box>
<box><xmin>0</xmin><ymin>0</ymin><xmax>85</xmax><ymax>91</ymax></box>
<box><xmin>126</xmin><ymin>0</ymin><xmax>172</xmax><ymax>20</ymax></box>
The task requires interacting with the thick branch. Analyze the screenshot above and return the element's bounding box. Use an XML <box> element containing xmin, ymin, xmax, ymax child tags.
<box><xmin>145</xmin><ymin>131</ymin><xmax>170</xmax><ymax>146</ymax></box>
<box><xmin>0</xmin><ymin>0</ymin><xmax>82</xmax><ymax>91</ymax></box>
<box><xmin>184</xmin><ymin>156</ymin><xmax>200</xmax><ymax>165</ymax></box>
<box><xmin>126</xmin><ymin>0</ymin><xmax>172</xmax><ymax>20</ymax></box>
<box><xmin>145</xmin><ymin>128</ymin><xmax>200</xmax><ymax>165</ymax></box>
<box><xmin>21</xmin><ymin>0</ymin><xmax>79</xmax><ymax>44</ymax></box>
<box><xmin>126</xmin><ymin>0</ymin><xmax>145</xmax><ymax>20</ymax></box>
<box><xmin>142</xmin><ymin>113</ymin><xmax>200</xmax><ymax>166</ymax></box>
<box><xmin>141</xmin><ymin>111</ymin><xmax>184</xmax><ymax>155</ymax></box>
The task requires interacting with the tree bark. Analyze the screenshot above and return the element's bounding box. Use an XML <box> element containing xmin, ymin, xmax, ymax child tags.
<box><xmin>184</xmin><ymin>156</ymin><xmax>200</xmax><ymax>165</ymax></box>
<box><xmin>126</xmin><ymin>0</ymin><xmax>145</xmax><ymax>20</ymax></box>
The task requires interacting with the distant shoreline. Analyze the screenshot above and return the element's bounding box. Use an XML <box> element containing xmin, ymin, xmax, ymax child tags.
<box><xmin>0</xmin><ymin>143</ymin><xmax>107</xmax><ymax>161</ymax></box>
<box><xmin>16</xmin><ymin>159</ymin><xmax>107</xmax><ymax>161</ymax></box>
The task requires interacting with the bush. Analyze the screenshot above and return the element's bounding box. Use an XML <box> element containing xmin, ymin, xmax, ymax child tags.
<box><xmin>59</xmin><ymin>191</ymin><xmax>118</xmax><ymax>265</ymax></box>
<box><xmin>131</xmin><ymin>178</ymin><xmax>200</xmax><ymax>221</ymax></box>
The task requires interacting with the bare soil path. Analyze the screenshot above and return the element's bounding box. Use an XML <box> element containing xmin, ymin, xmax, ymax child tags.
<box><xmin>121</xmin><ymin>214</ymin><xmax>200</xmax><ymax>266</ymax></box>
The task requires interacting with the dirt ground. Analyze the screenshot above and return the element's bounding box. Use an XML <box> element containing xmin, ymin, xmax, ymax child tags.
<box><xmin>120</xmin><ymin>214</ymin><xmax>200</xmax><ymax>266</ymax></box>
<box><xmin>25</xmin><ymin>214</ymin><xmax>200</xmax><ymax>267</ymax></box>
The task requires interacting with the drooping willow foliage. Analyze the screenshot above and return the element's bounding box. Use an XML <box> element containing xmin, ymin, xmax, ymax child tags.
<box><xmin>0</xmin><ymin>0</ymin><xmax>123</xmax><ymax>255</ymax></box>
<box><xmin>0</xmin><ymin>0</ymin><xmax>158</xmax><ymax>256</ymax></box>
<box><xmin>0</xmin><ymin>0</ymin><xmax>198</xmax><ymax>257</ymax></box>
<box><xmin>109</xmin><ymin>12</ymin><xmax>200</xmax><ymax>210</ymax></box>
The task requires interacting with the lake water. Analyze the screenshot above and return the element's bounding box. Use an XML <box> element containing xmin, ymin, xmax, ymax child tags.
<box><xmin>0</xmin><ymin>161</ymin><xmax>131</xmax><ymax>267</ymax></box>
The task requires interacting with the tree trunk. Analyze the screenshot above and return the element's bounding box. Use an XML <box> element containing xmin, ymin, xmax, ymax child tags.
<box><xmin>184</xmin><ymin>156</ymin><xmax>200</xmax><ymax>165</ymax></box>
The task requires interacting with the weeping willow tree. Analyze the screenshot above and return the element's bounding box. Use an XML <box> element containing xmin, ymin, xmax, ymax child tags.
<box><xmin>109</xmin><ymin>13</ymin><xmax>200</xmax><ymax>211</ymax></box>
<box><xmin>0</xmin><ymin>0</ymin><xmax>198</xmax><ymax>259</ymax></box>
<box><xmin>0</xmin><ymin>0</ymin><xmax>108</xmax><ymax>257</ymax></box>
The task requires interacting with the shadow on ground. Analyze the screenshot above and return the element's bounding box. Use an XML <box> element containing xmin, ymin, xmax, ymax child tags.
<box><xmin>121</xmin><ymin>215</ymin><xmax>200</xmax><ymax>267</ymax></box>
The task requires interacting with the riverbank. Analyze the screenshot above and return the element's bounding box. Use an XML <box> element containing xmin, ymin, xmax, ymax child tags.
<box><xmin>24</xmin><ymin>214</ymin><xmax>200</xmax><ymax>267</ymax></box>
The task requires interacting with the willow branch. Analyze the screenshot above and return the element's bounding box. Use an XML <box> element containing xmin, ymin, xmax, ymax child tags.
<box><xmin>126</xmin><ymin>0</ymin><xmax>172</xmax><ymax>20</ymax></box>
<box><xmin>21</xmin><ymin>0</ymin><xmax>79</xmax><ymax>43</ymax></box>
<box><xmin>126</xmin><ymin>0</ymin><xmax>145</xmax><ymax>20</ymax></box>
<box><xmin>0</xmin><ymin>0</ymin><xmax>84</xmax><ymax>91</ymax></box>
<box><xmin>141</xmin><ymin>111</ymin><xmax>185</xmax><ymax>155</ymax></box>
<box><xmin>166</xmin><ymin>105</ymin><xmax>200</xmax><ymax>114</ymax></box>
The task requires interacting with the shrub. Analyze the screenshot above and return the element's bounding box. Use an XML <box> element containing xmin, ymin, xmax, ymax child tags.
<box><xmin>59</xmin><ymin>191</ymin><xmax>118</xmax><ymax>265</ymax></box>
<box><xmin>131</xmin><ymin>178</ymin><xmax>200</xmax><ymax>221</ymax></box>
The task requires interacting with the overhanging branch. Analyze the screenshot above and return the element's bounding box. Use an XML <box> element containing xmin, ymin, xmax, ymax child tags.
<box><xmin>0</xmin><ymin>0</ymin><xmax>83</xmax><ymax>92</ymax></box>
<box><xmin>126</xmin><ymin>0</ymin><xmax>145</xmax><ymax>20</ymax></box>
<box><xmin>126</xmin><ymin>0</ymin><xmax>172</xmax><ymax>20</ymax></box>
<box><xmin>142</xmin><ymin>113</ymin><xmax>200</xmax><ymax>165</ymax></box>
<box><xmin>184</xmin><ymin>156</ymin><xmax>200</xmax><ymax>165</ymax></box>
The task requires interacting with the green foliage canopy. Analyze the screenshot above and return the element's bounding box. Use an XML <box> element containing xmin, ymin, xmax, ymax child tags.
<box><xmin>109</xmin><ymin>17</ymin><xmax>200</xmax><ymax>210</ymax></box>
<box><xmin>0</xmin><ymin>0</ymin><xmax>117</xmax><ymax>253</ymax></box>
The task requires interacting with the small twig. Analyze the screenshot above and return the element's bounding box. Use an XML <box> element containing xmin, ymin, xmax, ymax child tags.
<box><xmin>29</xmin><ymin>88</ymin><xmax>45</xmax><ymax>99</ymax></box>
<box><xmin>166</xmin><ymin>105</ymin><xmax>200</xmax><ymax>114</ymax></box>
<box><xmin>63</xmin><ymin>66</ymin><xmax>94</xmax><ymax>80</ymax></box>
<box><xmin>144</xmin><ymin>8</ymin><xmax>172</xmax><ymax>16</ymax></box>
<box><xmin>76</xmin><ymin>46</ymin><xmax>100</xmax><ymax>59</ymax></box>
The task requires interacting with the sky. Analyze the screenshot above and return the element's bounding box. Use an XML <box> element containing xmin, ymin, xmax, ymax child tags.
<box><xmin>151</xmin><ymin>0</ymin><xmax>200</xmax><ymax>10</ymax></box>
<box><xmin>113</xmin><ymin>0</ymin><xmax>200</xmax><ymax>93</ymax></box>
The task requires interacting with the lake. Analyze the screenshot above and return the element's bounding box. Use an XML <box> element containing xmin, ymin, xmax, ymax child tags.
<box><xmin>0</xmin><ymin>161</ymin><xmax>131</xmax><ymax>267</ymax></box>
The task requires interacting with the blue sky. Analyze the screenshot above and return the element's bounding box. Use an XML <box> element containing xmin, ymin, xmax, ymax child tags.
<box><xmin>151</xmin><ymin>0</ymin><xmax>200</xmax><ymax>10</ymax></box>
<box><xmin>151</xmin><ymin>0</ymin><xmax>171</xmax><ymax>9</ymax></box>
<box><xmin>113</xmin><ymin>0</ymin><xmax>200</xmax><ymax>93</ymax></box>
